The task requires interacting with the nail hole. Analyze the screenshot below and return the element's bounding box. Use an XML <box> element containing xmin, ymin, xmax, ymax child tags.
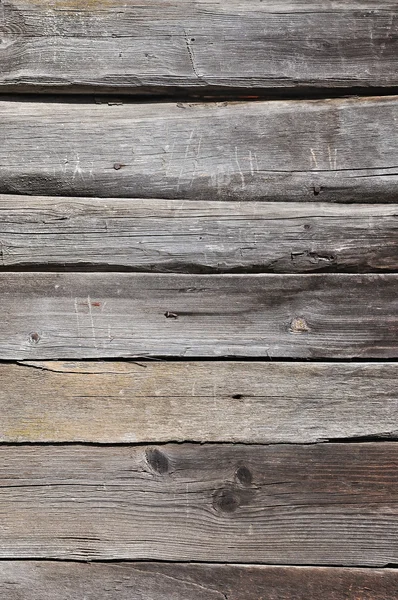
<box><xmin>29</xmin><ymin>332</ymin><xmax>40</xmax><ymax>344</ymax></box>
<box><xmin>313</xmin><ymin>185</ymin><xmax>322</xmax><ymax>196</ymax></box>
<box><xmin>164</xmin><ymin>311</ymin><xmax>178</xmax><ymax>319</ymax></box>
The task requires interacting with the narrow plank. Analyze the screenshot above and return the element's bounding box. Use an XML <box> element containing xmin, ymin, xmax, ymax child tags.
<box><xmin>0</xmin><ymin>443</ymin><xmax>397</xmax><ymax>564</ymax></box>
<box><xmin>0</xmin><ymin>273</ymin><xmax>396</xmax><ymax>359</ymax></box>
<box><xmin>1</xmin><ymin>1</ymin><xmax>397</xmax><ymax>94</ymax></box>
<box><xmin>1</xmin><ymin>562</ymin><xmax>397</xmax><ymax>600</ymax></box>
<box><xmin>0</xmin><ymin>196</ymin><xmax>397</xmax><ymax>272</ymax></box>
<box><xmin>1</xmin><ymin>97</ymin><xmax>398</xmax><ymax>201</ymax></box>
<box><xmin>3</xmin><ymin>361</ymin><xmax>397</xmax><ymax>443</ymax></box>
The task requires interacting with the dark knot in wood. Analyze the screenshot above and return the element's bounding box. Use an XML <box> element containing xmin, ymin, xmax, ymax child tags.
<box><xmin>213</xmin><ymin>487</ymin><xmax>241</xmax><ymax>513</ymax></box>
<box><xmin>146</xmin><ymin>448</ymin><xmax>169</xmax><ymax>474</ymax></box>
<box><xmin>235</xmin><ymin>465</ymin><xmax>253</xmax><ymax>486</ymax></box>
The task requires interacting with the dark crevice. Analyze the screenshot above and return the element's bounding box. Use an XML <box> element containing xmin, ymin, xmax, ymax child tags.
<box><xmin>0</xmin><ymin>436</ymin><xmax>397</xmax><ymax>448</ymax></box>
<box><xmin>13</xmin><ymin>356</ymin><xmax>398</xmax><ymax>365</ymax></box>
<box><xmin>0</xmin><ymin>263</ymin><xmax>398</xmax><ymax>274</ymax></box>
<box><xmin>1</xmin><ymin>86</ymin><xmax>398</xmax><ymax>103</ymax></box>
<box><xmin>0</xmin><ymin>557</ymin><xmax>396</xmax><ymax>568</ymax></box>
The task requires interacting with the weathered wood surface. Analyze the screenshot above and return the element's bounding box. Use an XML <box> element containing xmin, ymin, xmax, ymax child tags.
<box><xmin>1</xmin><ymin>562</ymin><xmax>397</xmax><ymax>600</ymax></box>
<box><xmin>1</xmin><ymin>196</ymin><xmax>397</xmax><ymax>272</ymax></box>
<box><xmin>0</xmin><ymin>443</ymin><xmax>397</xmax><ymax>564</ymax></box>
<box><xmin>1</xmin><ymin>97</ymin><xmax>398</xmax><ymax>201</ymax></box>
<box><xmin>3</xmin><ymin>361</ymin><xmax>398</xmax><ymax>443</ymax></box>
<box><xmin>0</xmin><ymin>1</ymin><xmax>397</xmax><ymax>94</ymax></box>
<box><xmin>0</xmin><ymin>273</ymin><xmax>397</xmax><ymax>359</ymax></box>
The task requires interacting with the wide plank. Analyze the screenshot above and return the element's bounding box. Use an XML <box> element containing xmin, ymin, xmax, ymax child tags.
<box><xmin>0</xmin><ymin>443</ymin><xmax>397</xmax><ymax>564</ymax></box>
<box><xmin>1</xmin><ymin>97</ymin><xmax>398</xmax><ymax>201</ymax></box>
<box><xmin>3</xmin><ymin>361</ymin><xmax>397</xmax><ymax>443</ymax></box>
<box><xmin>0</xmin><ymin>1</ymin><xmax>397</xmax><ymax>94</ymax></box>
<box><xmin>0</xmin><ymin>273</ymin><xmax>396</xmax><ymax>359</ymax></box>
<box><xmin>0</xmin><ymin>196</ymin><xmax>397</xmax><ymax>272</ymax></box>
<box><xmin>1</xmin><ymin>562</ymin><xmax>397</xmax><ymax>599</ymax></box>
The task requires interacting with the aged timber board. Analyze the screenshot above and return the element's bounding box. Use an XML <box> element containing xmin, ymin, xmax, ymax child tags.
<box><xmin>0</xmin><ymin>562</ymin><xmax>397</xmax><ymax>600</ymax></box>
<box><xmin>1</xmin><ymin>97</ymin><xmax>398</xmax><ymax>201</ymax></box>
<box><xmin>0</xmin><ymin>443</ymin><xmax>397</xmax><ymax>564</ymax></box>
<box><xmin>0</xmin><ymin>196</ymin><xmax>396</xmax><ymax>272</ymax></box>
<box><xmin>0</xmin><ymin>273</ymin><xmax>396</xmax><ymax>359</ymax></box>
<box><xmin>2</xmin><ymin>361</ymin><xmax>397</xmax><ymax>443</ymax></box>
<box><xmin>0</xmin><ymin>1</ymin><xmax>397</xmax><ymax>93</ymax></box>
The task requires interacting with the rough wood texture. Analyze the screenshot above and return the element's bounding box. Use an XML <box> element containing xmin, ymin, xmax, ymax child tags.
<box><xmin>3</xmin><ymin>361</ymin><xmax>397</xmax><ymax>443</ymax></box>
<box><xmin>0</xmin><ymin>443</ymin><xmax>397</xmax><ymax>564</ymax></box>
<box><xmin>0</xmin><ymin>196</ymin><xmax>397</xmax><ymax>272</ymax></box>
<box><xmin>0</xmin><ymin>1</ymin><xmax>397</xmax><ymax>94</ymax></box>
<box><xmin>0</xmin><ymin>273</ymin><xmax>397</xmax><ymax>359</ymax></box>
<box><xmin>1</xmin><ymin>562</ymin><xmax>397</xmax><ymax>600</ymax></box>
<box><xmin>1</xmin><ymin>97</ymin><xmax>398</xmax><ymax>201</ymax></box>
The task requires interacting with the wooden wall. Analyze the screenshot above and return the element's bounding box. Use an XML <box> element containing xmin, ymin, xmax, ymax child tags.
<box><xmin>0</xmin><ymin>1</ymin><xmax>397</xmax><ymax>597</ymax></box>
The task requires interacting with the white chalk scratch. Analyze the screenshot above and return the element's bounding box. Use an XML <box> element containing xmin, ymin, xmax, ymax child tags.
<box><xmin>234</xmin><ymin>147</ymin><xmax>245</xmax><ymax>189</ymax></box>
<box><xmin>310</xmin><ymin>148</ymin><xmax>319</xmax><ymax>169</ymax></box>
<box><xmin>74</xmin><ymin>297</ymin><xmax>80</xmax><ymax>337</ymax></box>
<box><xmin>87</xmin><ymin>295</ymin><xmax>98</xmax><ymax>349</ymax></box>
<box><xmin>328</xmin><ymin>145</ymin><xmax>338</xmax><ymax>170</ymax></box>
<box><xmin>166</xmin><ymin>141</ymin><xmax>176</xmax><ymax>176</ymax></box>
<box><xmin>248</xmin><ymin>150</ymin><xmax>254</xmax><ymax>176</ymax></box>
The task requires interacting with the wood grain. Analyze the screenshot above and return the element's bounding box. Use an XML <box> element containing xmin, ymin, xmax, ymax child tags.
<box><xmin>1</xmin><ymin>97</ymin><xmax>398</xmax><ymax>201</ymax></box>
<box><xmin>0</xmin><ymin>273</ymin><xmax>396</xmax><ymax>359</ymax></box>
<box><xmin>3</xmin><ymin>361</ymin><xmax>397</xmax><ymax>443</ymax></box>
<box><xmin>0</xmin><ymin>196</ymin><xmax>397</xmax><ymax>272</ymax></box>
<box><xmin>1</xmin><ymin>562</ymin><xmax>397</xmax><ymax>599</ymax></box>
<box><xmin>0</xmin><ymin>1</ymin><xmax>397</xmax><ymax>94</ymax></box>
<box><xmin>0</xmin><ymin>443</ymin><xmax>397</xmax><ymax>564</ymax></box>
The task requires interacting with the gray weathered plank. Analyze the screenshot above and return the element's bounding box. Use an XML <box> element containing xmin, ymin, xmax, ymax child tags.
<box><xmin>0</xmin><ymin>196</ymin><xmax>397</xmax><ymax>272</ymax></box>
<box><xmin>0</xmin><ymin>273</ymin><xmax>396</xmax><ymax>359</ymax></box>
<box><xmin>1</xmin><ymin>97</ymin><xmax>398</xmax><ymax>201</ymax></box>
<box><xmin>1</xmin><ymin>1</ymin><xmax>397</xmax><ymax>94</ymax></box>
<box><xmin>1</xmin><ymin>562</ymin><xmax>397</xmax><ymax>600</ymax></box>
<box><xmin>3</xmin><ymin>361</ymin><xmax>397</xmax><ymax>443</ymax></box>
<box><xmin>0</xmin><ymin>443</ymin><xmax>397</xmax><ymax>564</ymax></box>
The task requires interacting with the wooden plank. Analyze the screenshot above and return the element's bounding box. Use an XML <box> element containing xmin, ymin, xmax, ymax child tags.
<box><xmin>1</xmin><ymin>562</ymin><xmax>397</xmax><ymax>600</ymax></box>
<box><xmin>1</xmin><ymin>1</ymin><xmax>397</xmax><ymax>94</ymax></box>
<box><xmin>1</xmin><ymin>97</ymin><xmax>398</xmax><ymax>201</ymax></box>
<box><xmin>0</xmin><ymin>443</ymin><xmax>397</xmax><ymax>564</ymax></box>
<box><xmin>0</xmin><ymin>196</ymin><xmax>397</xmax><ymax>272</ymax></box>
<box><xmin>3</xmin><ymin>361</ymin><xmax>397</xmax><ymax>443</ymax></box>
<box><xmin>0</xmin><ymin>273</ymin><xmax>396</xmax><ymax>359</ymax></box>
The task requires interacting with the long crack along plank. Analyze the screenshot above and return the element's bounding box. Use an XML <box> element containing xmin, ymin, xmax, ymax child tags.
<box><xmin>0</xmin><ymin>562</ymin><xmax>397</xmax><ymax>599</ymax></box>
<box><xmin>1</xmin><ymin>97</ymin><xmax>398</xmax><ymax>201</ymax></box>
<box><xmin>0</xmin><ymin>273</ymin><xmax>397</xmax><ymax>359</ymax></box>
<box><xmin>0</xmin><ymin>196</ymin><xmax>397</xmax><ymax>272</ymax></box>
<box><xmin>0</xmin><ymin>1</ymin><xmax>397</xmax><ymax>94</ymax></box>
<box><xmin>0</xmin><ymin>443</ymin><xmax>397</xmax><ymax>564</ymax></box>
<box><xmin>4</xmin><ymin>361</ymin><xmax>398</xmax><ymax>443</ymax></box>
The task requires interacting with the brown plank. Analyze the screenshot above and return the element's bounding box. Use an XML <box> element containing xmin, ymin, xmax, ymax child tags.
<box><xmin>0</xmin><ymin>196</ymin><xmax>397</xmax><ymax>272</ymax></box>
<box><xmin>1</xmin><ymin>562</ymin><xmax>397</xmax><ymax>599</ymax></box>
<box><xmin>0</xmin><ymin>443</ymin><xmax>397</xmax><ymax>564</ymax></box>
<box><xmin>3</xmin><ymin>361</ymin><xmax>397</xmax><ymax>443</ymax></box>
<box><xmin>1</xmin><ymin>97</ymin><xmax>398</xmax><ymax>201</ymax></box>
<box><xmin>0</xmin><ymin>1</ymin><xmax>397</xmax><ymax>94</ymax></box>
<box><xmin>0</xmin><ymin>273</ymin><xmax>396</xmax><ymax>359</ymax></box>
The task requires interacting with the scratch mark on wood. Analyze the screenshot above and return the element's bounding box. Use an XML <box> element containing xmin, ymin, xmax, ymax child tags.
<box><xmin>234</xmin><ymin>147</ymin><xmax>245</xmax><ymax>189</ymax></box>
<box><xmin>310</xmin><ymin>148</ymin><xmax>319</xmax><ymax>169</ymax></box>
<box><xmin>87</xmin><ymin>295</ymin><xmax>98</xmax><ymax>349</ymax></box>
